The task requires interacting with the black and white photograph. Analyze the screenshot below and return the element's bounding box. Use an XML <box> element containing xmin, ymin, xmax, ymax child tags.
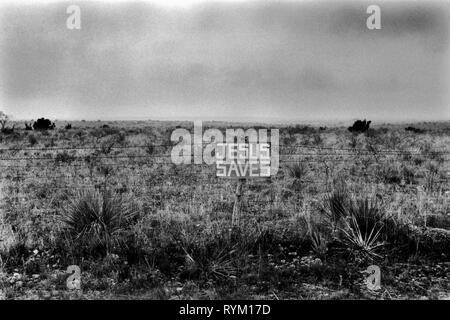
<box><xmin>0</xmin><ymin>0</ymin><xmax>449</xmax><ymax>303</ymax></box>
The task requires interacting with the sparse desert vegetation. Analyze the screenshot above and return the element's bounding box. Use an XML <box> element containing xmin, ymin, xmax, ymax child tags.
<box><xmin>0</xmin><ymin>120</ymin><xmax>449</xmax><ymax>300</ymax></box>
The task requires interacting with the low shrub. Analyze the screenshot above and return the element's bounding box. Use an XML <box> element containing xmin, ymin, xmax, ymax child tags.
<box><xmin>348</xmin><ymin>119</ymin><xmax>371</xmax><ymax>134</ymax></box>
<box><xmin>323</xmin><ymin>186</ymin><xmax>350</xmax><ymax>230</ymax></box>
<box><xmin>55</xmin><ymin>151</ymin><xmax>76</xmax><ymax>163</ymax></box>
<box><xmin>33</xmin><ymin>118</ymin><xmax>55</xmax><ymax>130</ymax></box>
<box><xmin>340</xmin><ymin>197</ymin><xmax>385</xmax><ymax>260</ymax></box>
<box><xmin>60</xmin><ymin>190</ymin><xmax>138</xmax><ymax>257</ymax></box>
<box><xmin>28</xmin><ymin>134</ymin><xmax>38</xmax><ymax>146</ymax></box>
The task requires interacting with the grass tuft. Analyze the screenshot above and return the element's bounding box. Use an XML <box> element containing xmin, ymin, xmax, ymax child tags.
<box><xmin>60</xmin><ymin>189</ymin><xmax>137</xmax><ymax>257</ymax></box>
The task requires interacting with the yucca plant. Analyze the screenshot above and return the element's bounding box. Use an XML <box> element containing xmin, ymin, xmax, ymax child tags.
<box><xmin>323</xmin><ymin>187</ymin><xmax>350</xmax><ymax>231</ymax></box>
<box><xmin>310</xmin><ymin>230</ymin><xmax>328</xmax><ymax>258</ymax></box>
<box><xmin>287</xmin><ymin>162</ymin><xmax>309</xmax><ymax>193</ymax></box>
<box><xmin>340</xmin><ymin>197</ymin><xmax>385</xmax><ymax>260</ymax></box>
<box><xmin>180</xmin><ymin>241</ymin><xmax>238</xmax><ymax>281</ymax></box>
<box><xmin>208</xmin><ymin>247</ymin><xmax>238</xmax><ymax>280</ymax></box>
<box><xmin>60</xmin><ymin>189</ymin><xmax>137</xmax><ymax>256</ymax></box>
<box><xmin>287</xmin><ymin>162</ymin><xmax>309</xmax><ymax>181</ymax></box>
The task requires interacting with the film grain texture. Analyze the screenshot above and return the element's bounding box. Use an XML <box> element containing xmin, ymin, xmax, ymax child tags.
<box><xmin>0</xmin><ymin>0</ymin><xmax>448</xmax><ymax>301</ymax></box>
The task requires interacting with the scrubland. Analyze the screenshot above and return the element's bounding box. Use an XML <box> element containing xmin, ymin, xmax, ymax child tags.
<box><xmin>0</xmin><ymin>121</ymin><xmax>449</xmax><ymax>299</ymax></box>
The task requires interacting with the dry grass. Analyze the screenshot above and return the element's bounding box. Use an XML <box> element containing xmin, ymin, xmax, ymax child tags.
<box><xmin>0</xmin><ymin>121</ymin><xmax>449</xmax><ymax>299</ymax></box>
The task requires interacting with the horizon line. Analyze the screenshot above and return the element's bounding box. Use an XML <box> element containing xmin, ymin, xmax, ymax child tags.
<box><xmin>8</xmin><ymin>117</ymin><xmax>450</xmax><ymax>125</ymax></box>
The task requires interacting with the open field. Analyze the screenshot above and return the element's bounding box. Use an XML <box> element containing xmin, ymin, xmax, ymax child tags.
<box><xmin>0</xmin><ymin>121</ymin><xmax>449</xmax><ymax>300</ymax></box>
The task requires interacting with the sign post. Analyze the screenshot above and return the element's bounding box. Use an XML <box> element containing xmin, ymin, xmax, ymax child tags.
<box><xmin>232</xmin><ymin>178</ymin><xmax>245</xmax><ymax>228</ymax></box>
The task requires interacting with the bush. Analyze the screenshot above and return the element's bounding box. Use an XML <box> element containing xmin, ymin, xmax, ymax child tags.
<box><xmin>348</xmin><ymin>119</ymin><xmax>371</xmax><ymax>134</ymax></box>
<box><xmin>55</xmin><ymin>151</ymin><xmax>75</xmax><ymax>163</ymax></box>
<box><xmin>287</xmin><ymin>162</ymin><xmax>309</xmax><ymax>182</ymax></box>
<box><xmin>378</xmin><ymin>164</ymin><xmax>402</xmax><ymax>184</ymax></box>
<box><xmin>60</xmin><ymin>190</ymin><xmax>138</xmax><ymax>257</ymax></box>
<box><xmin>1</xmin><ymin>125</ymin><xmax>15</xmax><ymax>134</ymax></box>
<box><xmin>401</xmin><ymin>165</ymin><xmax>416</xmax><ymax>184</ymax></box>
<box><xmin>28</xmin><ymin>134</ymin><xmax>38</xmax><ymax>146</ymax></box>
<box><xmin>310</xmin><ymin>230</ymin><xmax>328</xmax><ymax>258</ymax></box>
<box><xmin>340</xmin><ymin>197</ymin><xmax>385</xmax><ymax>260</ymax></box>
<box><xmin>405</xmin><ymin>126</ymin><xmax>425</xmax><ymax>133</ymax></box>
<box><xmin>322</xmin><ymin>188</ymin><xmax>415</xmax><ymax>259</ymax></box>
<box><xmin>33</xmin><ymin>118</ymin><xmax>55</xmax><ymax>130</ymax></box>
<box><xmin>323</xmin><ymin>186</ymin><xmax>350</xmax><ymax>230</ymax></box>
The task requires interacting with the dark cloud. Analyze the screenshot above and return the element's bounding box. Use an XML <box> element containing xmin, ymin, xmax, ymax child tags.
<box><xmin>0</xmin><ymin>0</ymin><xmax>448</xmax><ymax>121</ymax></box>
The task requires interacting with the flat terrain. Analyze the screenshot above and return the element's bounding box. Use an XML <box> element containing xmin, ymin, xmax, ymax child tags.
<box><xmin>0</xmin><ymin>121</ymin><xmax>449</xmax><ymax>299</ymax></box>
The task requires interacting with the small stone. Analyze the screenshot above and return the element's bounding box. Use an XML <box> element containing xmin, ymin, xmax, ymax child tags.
<box><xmin>16</xmin><ymin>281</ymin><xmax>23</xmax><ymax>288</ymax></box>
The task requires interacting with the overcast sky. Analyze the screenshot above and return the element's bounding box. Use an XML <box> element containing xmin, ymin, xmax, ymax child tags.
<box><xmin>0</xmin><ymin>0</ymin><xmax>448</xmax><ymax>122</ymax></box>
